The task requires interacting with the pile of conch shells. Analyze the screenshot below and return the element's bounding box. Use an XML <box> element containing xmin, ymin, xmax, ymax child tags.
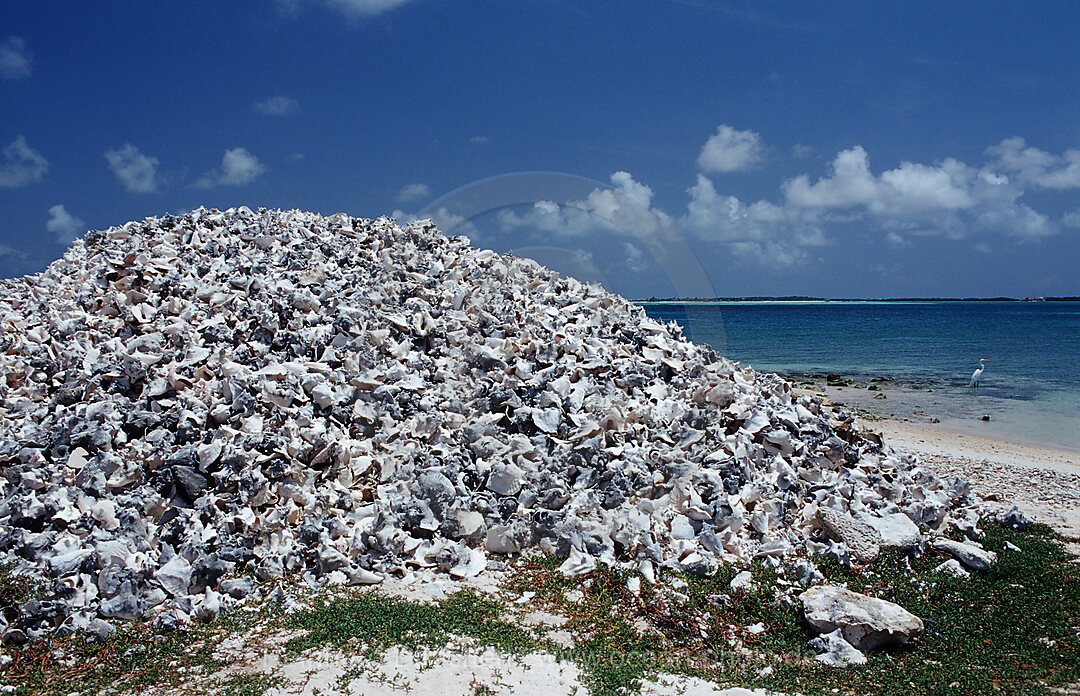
<box><xmin>0</xmin><ymin>207</ymin><xmax>979</xmax><ymax>639</ymax></box>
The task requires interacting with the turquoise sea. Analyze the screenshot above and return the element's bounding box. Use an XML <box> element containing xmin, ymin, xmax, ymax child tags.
<box><xmin>639</xmin><ymin>301</ymin><xmax>1080</xmax><ymax>451</ymax></box>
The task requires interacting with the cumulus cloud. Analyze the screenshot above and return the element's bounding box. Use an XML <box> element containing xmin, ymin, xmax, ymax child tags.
<box><xmin>490</xmin><ymin>174</ymin><xmax>671</xmax><ymax>285</ymax></box>
<box><xmin>682</xmin><ymin>174</ymin><xmax>825</xmax><ymax>265</ymax></box>
<box><xmin>446</xmin><ymin>128</ymin><xmax>1076</xmax><ymax>278</ymax></box>
<box><xmin>0</xmin><ymin>37</ymin><xmax>31</xmax><ymax>79</ymax></box>
<box><xmin>0</xmin><ymin>136</ymin><xmax>48</xmax><ymax>188</ymax></box>
<box><xmin>970</xmin><ymin>196</ymin><xmax>1054</xmax><ymax>238</ymax></box>
<box><xmin>46</xmin><ymin>205</ymin><xmax>84</xmax><ymax>244</ymax></box>
<box><xmin>783</xmin><ymin>146</ymin><xmax>880</xmax><ymax>208</ymax></box>
<box><xmin>196</xmin><ymin>148</ymin><xmax>266</xmax><ymax>188</ymax></box>
<box><xmin>985</xmin><ymin>137</ymin><xmax>1080</xmax><ymax>190</ymax></box>
<box><xmin>105</xmin><ymin>144</ymin><xmax>160</xmax><ymax>193</ymax></box>
<box><xmin>253</xmin><ymin>96</ymin><xmax>299</xmax><ymax>116</ymax></box>
<box><xmin>499</xmin><ymin>172</ymin><xmax>675</xmax><ymax>247</ymax></box>
<box><xmin>498</xmin><ymin>201</ymin><xmax>602</xmax><ymax>239</ymax></box>
<box><xmin>697</xmin><ymin>124</ymin><xmax>765</xmax><ymax>173</ymax></box>
<box><xmin>782</xmin><ymin>145</ymin><xmax>1054</xmax><ymax>239</ymax></box>
<box><xmin>396</xmin><ymin>183</ymin><xmax>431</xmax><ymax>202</ymax></box>
<box><xmin>499</xmin><ymin>170</ymin><xmax>816</xmax><ymax>267</ymax></box>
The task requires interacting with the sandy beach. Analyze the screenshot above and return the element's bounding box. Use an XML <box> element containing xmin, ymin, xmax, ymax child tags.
<box><xmin>801</xmin><ymin>381</ymin><xmax>1080</xmax><ymax>539</ymax></box>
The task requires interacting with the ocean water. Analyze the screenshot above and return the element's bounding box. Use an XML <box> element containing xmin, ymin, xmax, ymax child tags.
<box><xmin>639</xmin><ymin>301</ymin><xmax>1080</xmax><ymax>451</ymax></box>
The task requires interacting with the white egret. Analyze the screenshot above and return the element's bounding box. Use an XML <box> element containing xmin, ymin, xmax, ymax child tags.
<box><xmin>969</xmin><ymin>358</ymin><xmax>989</xmax><ymax>389</ymax></box>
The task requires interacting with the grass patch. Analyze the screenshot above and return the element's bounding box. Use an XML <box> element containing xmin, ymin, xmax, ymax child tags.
<box><xmin>504</xmin><ymin>522</ymin><xmax>1080</xmax><ymax>695</ymax></box>
<box><xmin>284</xmin><ymin>588</ymin><xmax>537</xmax><ymax>660</ymax></box>
<box><xmin>1</xmin><ymin>620</ymin><xmax>227</xmax><ymax>696</ymax></box>
<box><xmin>773</xmin><ymin>522</ymin><xmax>1080</xmax><ymax>695</ymax></box>
<box><xmin>505</xmin><ymin>554</ymin><xmax>801</xmax><ymax>694</ymax></box>
<box><xmin>2</xmin><ymin>522</ymin><xmax>1077</xmax><ymax>695</ymax></box>
<box><xmin>0</xmin><ymin>562</ymin><xmax>46</xmax><ymax>613</ymax></box>
<box><xmin>218</xmin><ymin>671</ymin><xmax>281</xmax><ymax>696</ymax></box>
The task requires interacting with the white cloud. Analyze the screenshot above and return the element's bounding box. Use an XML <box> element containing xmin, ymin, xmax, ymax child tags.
<box><xmin>219</xmin><ymin>148</ymin><xmax>265</xmax><ymax>185</ymax></box>
<box><xmin>253</xmin><ymin>96</ymin><xmax>300</xmax><ymax>116</ymax></box>
<box><xmin>985</xmin><ymin>137</ymin><xmax>1080</xmax><ymax>190</ymax></box>
<box><xmin>469</xmin><ymin>135</ymin><xmax>491</xmax><ymax>145</ymax></box>
<box><xmin>46</xmin><ymin>205</ymin><xmax>84</xmax><ymax>244</ymax></box>
<box><xmin>498</xmin><ymin>200</ymin><xmax>601</xmax><ymax>239</ymax></box>
<box><xmin>783</xmin><ymin>146</ymin><xmax>880</xmax><ymax>208</ymax></box>
<box><xmin>697</xmin><ymin>124</ymin><xmax>765</xmax><ymax>173</ymax></box>
<box><xmin>105</xmin><ymin>144</ymin><xmax>160</xmax><ymax>193</ymax></box>
<box><xmin>461</xmin><ymin>128</ymin><xmax>1078</xmax><ymax>279</ymax></box>
<box><xmin>971</xmin><ymin>198</ymin><xmax>1054</xmax><ymax>238</ymax></box>
<box><xmin>876</xmin><ymin>159</ymin><xmax>975</xmax><ymax>213</ymax></box>
<box><xmin>682</xmin><ymin>174</ymin><xmax>824</xmax><ymax>265</ymax></box>
<box><xmin>322</xmin><ymin>0</ymin><xmax>412</xmax><ymax>16</ymax></box>
<box><xmin>782</xmin><ymin>145</ymin><xmax>1052</xmax><ymax>239</ymax></box>
<box><xmin>196</xmin><ymin>147</ymin><xmax>266</xmax><ymax>188</ymax></box>
<box><xmin>886</xmin><ymin>232</ymin><xmax>910</xmax><ymax>247</ymax></box>
<box><xmin>0</xmin><ymin>244</ymin><xmax>25</xmax><ymax>261</ymax></box>
<box><xmin>396</xmin><ymin>183</ymin><xmax>431</xmax><ymax>202</ymax></box>
<box><xmin>623</xmin><ymin>242</ymin><xmax>647</xmax><ymax>272</ymax></box>
<box><xmin>0</xmin><ymin>136</ymin><xmax>48</xmax><ymax>188</ymax></box>
<box><xmin>499</xmin><ymin>169</ymin><xmax>819</xmax><ymax>268</ymax></box>
<box><xmin>0</xmin><ymin>37</ymin><xmax>31</xmax><ymax>79</ymax></box>
<box><xmin>792</xmin><ymin>144</ymin><xmax>814</xmax><ymax>159</ymax></box>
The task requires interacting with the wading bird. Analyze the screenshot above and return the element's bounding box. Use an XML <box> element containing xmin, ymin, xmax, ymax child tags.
<box><xmin>969</xmin><ymin>358</ymin><xmax>989</xmax><ymax>389</ymax></box>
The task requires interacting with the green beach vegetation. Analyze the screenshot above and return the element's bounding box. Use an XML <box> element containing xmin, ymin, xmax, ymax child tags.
<box><xmin>1</xmin><ymin>521</ymin><xmax>1077</xmax><ymax>696</ymax></box>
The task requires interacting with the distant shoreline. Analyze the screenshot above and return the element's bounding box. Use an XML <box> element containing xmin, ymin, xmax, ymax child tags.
<box><xmin>634</xmin><ymin>296</ymin><xmax>1080</xmax><ymax>303</ymax></box>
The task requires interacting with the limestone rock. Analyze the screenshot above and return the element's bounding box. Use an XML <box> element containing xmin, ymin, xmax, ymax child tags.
<box><xmin>933</xmin><ymin>538</ymin><xmax>997</xmax><ymax>572</ymax></box>
<box><xmin>856</xmin><ymin>512</ymin><xmax>921</xmax><ymax>550</ymax></box>
<box><xmin>821</xmin><ymin>508</ymin><xmax>882</xmax><ymax>562</ymax></box>
<box><xmin>934</xmin><ymin>559</ymin><xmax>970</xmax><ymax>579</ymax></box>
<box><xmin>809</xmin><ymin>628</ymin><xmax>868</xmax><ymax>667</ymax></box>
<box><xmin>800</xmin><ymin>584</ymin><xmax>924</xmax><ymax>651</ymax></box>
<box><xmin>730</xmin><ymin>570</ymin><xmax>753</xmax><ymax>592</ymax></box>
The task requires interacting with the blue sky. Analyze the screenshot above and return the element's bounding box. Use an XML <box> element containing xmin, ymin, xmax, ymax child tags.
<box><xmin>2</xmin><ymin>1</ymin><xmax>1079</xmax><ymax>298</ymax></box>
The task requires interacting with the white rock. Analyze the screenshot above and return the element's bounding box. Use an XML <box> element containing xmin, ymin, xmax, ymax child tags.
<box><xmin>485</xmin><ymin>525</ymin><xmax>520</xmax><ymax>554</ymax></box>
<box><xmin>934</xmin><ymin>559</ymin><xmax>970</xmax><ymax>579</ymax></box>
<box><xmin>559</xmin><ymin>548</ymin><xmax>597</xmax><ymax>577</ymax></box>
<box><xmin>800</xmin><ymin>584</ymin><xmax>924</xmax><ymax>651</ymax></box>
<box><xmin>455</xmin><ymin>510</ymin><xmax>484</xmax><ymax>537</ymax></box>
<box><xmin>821</xmin><ymin>508</ymin><xmax>881</xmax><ymax>562</ymax></box>
<box><xmin>730</xmin><ymin>570</ymin><xmax>753</xmax><ymax>592</ymax></box>
<box><xmin>487</xmin><ymin>463</ymin><xmax>525</xmax><ymax>497</ymax></box>
<box><xmin>809</xmin><ymin>628</ymin><xmax>868</xmax><ymax>667</ymax></box>
<box><xmin>0</xmin><ymin>207</ymin><xmax>980</xmax><ymax>633</ymax></box>
<box><xmin>531</xmin><ymin>407</ymin><xmax>562</xmax><ymax>434</ymax></box>
<box><xmin>932</xmin><ymin>537</ymin><xmax>997</xmax><ymax>572</ymax></box>
<box><xmin>856</xmin><ymin>512</ymin><xmax>922</xmax><ymax>550</ymax></box>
